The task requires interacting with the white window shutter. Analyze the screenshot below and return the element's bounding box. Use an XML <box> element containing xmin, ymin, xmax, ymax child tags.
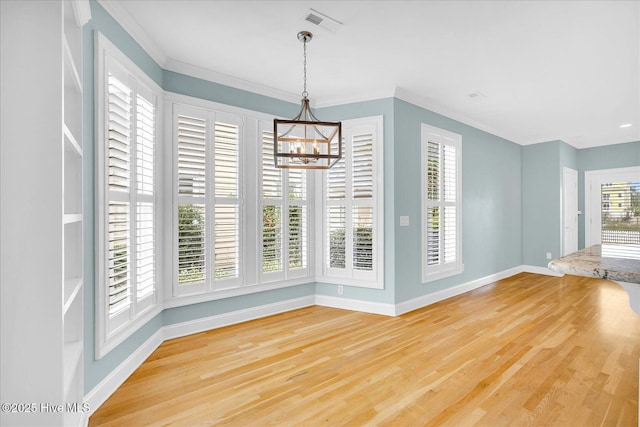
<box><xmin>324</xmin><ymin>117</ymin><xmax>383</xmax><ymax>287</ymax></box>
<box><xmin>108</xmin><ymin>201</ymin><xmax>131</xmax><ymax>314</ymax></box>
<box><xmin>422</xmin><ymin>124</ymin><xmax>462</xmax><ymax>282</ymax></box>
<box><xmin>177</xmin><ymin>114</ymin><xmax>207</xmax><ymax>285</ymax></box>
<box><xmin>213</xmin><ymin>120</ymin><xmax>240</xmax><ymax>280</ymax></box>
<box><xmin>261</xmin><ymin>129</ymin><xmax>283</xmax><ymax>273</ymax></box>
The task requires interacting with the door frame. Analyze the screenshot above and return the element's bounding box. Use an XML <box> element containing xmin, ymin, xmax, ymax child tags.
<box><xmin>562</xmin><ymin>167</ymin><xmax>578</xmax><ymax>256</ymax></box>
<box><xmin>584</xmin><ymin>166</ymin><xmax>640</xmax><ymax>247</ymax></box>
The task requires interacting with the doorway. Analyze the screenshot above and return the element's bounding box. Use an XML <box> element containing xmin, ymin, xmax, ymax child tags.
<box><xmin>562</xmin><ymin>167</ymin><xmax>578</xmax><ymax>255</ymax></box>
<box><xmin>584</xmin><ymin>166</ymin><xmax>640</xmax><ymax>247</ymax></box>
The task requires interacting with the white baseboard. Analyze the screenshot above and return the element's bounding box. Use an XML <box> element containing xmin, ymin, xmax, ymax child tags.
<box><xmin>85</xmin><ymin>328</ymin><xmax>164</xmax><ymax>417</ymax></box>
<box><xmin>522</xmin><ymin>264</ymin><xmax>564</xmax><ymax>277</ymax></box>
<box><xmin>395</xmin><ymin>266</ymin><xmax>524</xmax><ymax>316</ymax></box>
<box><xmin>163</xmin><ymin>295</ymin><xmax>315</xmax><ymax>340</ymax></box>
<box><xmin>315</xmin><ymin>294</ymin><xmax>396</xmax><ymax>316</ymax></box>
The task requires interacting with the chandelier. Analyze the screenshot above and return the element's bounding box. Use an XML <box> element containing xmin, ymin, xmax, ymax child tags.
<box><xmin>274</xmin><ymin>31</ymin><xmax>342</xmax><ymax>169</ymax></box>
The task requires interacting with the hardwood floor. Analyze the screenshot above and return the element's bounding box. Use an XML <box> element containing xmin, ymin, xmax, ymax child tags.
<box><xmin>89</xmin><ymin>273</ymin><xmax>640</xmax><ymax>426</ymax></box>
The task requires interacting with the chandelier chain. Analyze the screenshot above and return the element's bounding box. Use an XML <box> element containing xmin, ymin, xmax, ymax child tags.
<box><xmin>302</xmin><ymin>37</ymin><xmax>308</xmax><ymax>99</ymax></box>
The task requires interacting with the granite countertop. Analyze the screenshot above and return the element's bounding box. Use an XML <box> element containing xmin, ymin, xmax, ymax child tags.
<box><xmin>548</xmin><ymin>244</ymin><xmax>640</xmax><ymax>284</ymax></box>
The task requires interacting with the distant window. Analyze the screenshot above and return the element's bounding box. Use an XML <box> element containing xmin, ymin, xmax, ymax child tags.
<box><xmin>422</xmin><ymin>124</ymin><xmax>462</xmax><ymax>283</ymax></box>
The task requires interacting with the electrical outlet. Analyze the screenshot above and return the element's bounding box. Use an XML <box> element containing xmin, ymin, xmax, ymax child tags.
<box><xmin>338</xmin><ymin>285</ymin><xmax>344</xmax><ymax>295</ymax></box>
<box><xmin>546</xmin><ymin>252</ymin><xmax>552</xmax><ymax>260</ymax></box>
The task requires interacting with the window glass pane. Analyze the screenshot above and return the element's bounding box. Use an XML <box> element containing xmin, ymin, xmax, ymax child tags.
<box><xmin>214</xmin><ymin>121</ymin><xmax>239</xmax><ymax>198</ymax></box>
<box><xmin>136</xmin><ymin>94</ymin><xmax>154</xmax><ymax>196</ymax></box>
<box><xmin>178</xmin><ymin>203</ymin><xmax>206</xmax><ymax>285</ymax></box>
<box><xmin>108</xmin><ymin>74</ymin><xmax>131</xmax><ymax>193</ymax></box>
<box><xmin>288</xmin><ymin>169</ymin><xmax>307</xmax><ymax>200</ymax></box>
<box><xmin>328</xmin><ymin>157</ymin><xmax>346</xmax><ymax>200</ymax></box>
<box><xmin>353</xmin><ymin>206</ymin><xmax>373</xmax><ymax>271</ymax></box>
<box><xmin>601</xmin><ymin>181</ymin><xmax>640</xmax><ymax>244</ymax></box>
<box><xmin>263</xmin><ymin>205</ymin><xmax>282</xmax><ymax>272</ymax></box>
<box><xmin>328</xmin><ymin>206</ymin><xmax>346</xmax><ymax>269</ymax></box>
<box><xmin>214</xmin><ymin>204</ymin><xmax>238</xmax><ymax>279</ymax></box>
<box><xmin>443</xmin><ymin>206</ymin><xmax>456</xmax><ymax>263</ymax></box>
<box><xmin>443</xmin><ymin>144</ymin><xmax>456</xmax><ymax>203</ymax></box>
<box><xmin>262</xmin><ymin>130</ymin><xmax>281</xmax><ymax>199</ymax></box>
<box><xmin>136</xmin><ymin>202</ymin><xmax>154</xmax><ymax>299</ymax></box>
<box><xmin>108</xmin><ymin>201</ymin><xmax>130</xmax><ymax>314</ymax></box>
<box><xmin>288</xmin><ymin>205</ymin><xmax>306</xmax><ymax>269</ymax></box>
<box><xmin>426</xmin><ymin>140</ymin><xmax>440</xmax><ymax>201</ymax></box>
<box><xmin>352</xmin><ymin>133</ymin><xmax>373</xmax><ymax>199</ymax></box>
<box><xmin>426</xmin><ymin>206</ymin><xmax>440</xmax><ymax>266</ymax></box>
<box><xmin>177</xmin><ymin>115</ymin><xmax>206</xmax><ymax>196</ymax></box>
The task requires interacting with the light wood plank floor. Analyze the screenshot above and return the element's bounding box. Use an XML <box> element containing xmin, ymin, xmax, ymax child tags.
<box><xmin>89</xmin><ymin>273</ymin><xmax>640</xmax><ymax>426</ymax></box>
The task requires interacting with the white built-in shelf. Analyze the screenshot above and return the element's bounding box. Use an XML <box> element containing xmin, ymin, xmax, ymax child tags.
<box><xmin>63</xmin><ymin>37</ymin><xmax>82</xmax><ymax>94</ymax></box>
<box><xmin>61</xmin><ymin>1</ymin><xmax>88</xmax><ymax>423</ymax></box>
<box><xmin>63</xmin><ymin>277</ymin><xmax>83</xmax><ymax>314</ymax></box>
<box><xmin>63</xmin><ymin>213</ymin><xmax>83</xmax><ymax>224</ymax></box>
<box><xmin>62</xmin><ymin>341</ymin><xmax>83</xmax><ymax>397</ymax></box>
<box><xmin>64</xmin><ymin>124</ymin><xmax>82</xmax><ymax>156</ymax></box>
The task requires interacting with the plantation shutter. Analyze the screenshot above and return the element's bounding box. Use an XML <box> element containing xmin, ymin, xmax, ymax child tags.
<box><xmin>105</xmin><ymin>66</ymin><xmax>157</xmax><ymax>320</ymax></box>
<box><xmin>213</xmin><ymin>120</ymin><xmax>240</xmax><ymax>280</ymax></box>
<box><xmin>177</xmin><ymin>114</ymin><xmax>207</xmax><ymax>285</ymax></box>
<box><xmin>288</xmin><ymin>169</ymin><xmax>307</xmax><ymax>270</ymax></box>
<box><xmin>261</xmin><ymin>130</ymin><xmax>282</xmax><ymax>273</ymax></box>
<box><xmin>135</xmin><ymin>91</ymin><xmax>155</xmax><ymax>300</ymax></box>
<box><xmin>425</xmin><ymin>140</ymin><xmax>440</xmax><ymax>266</ymax></box>
<box><xmin>424</xmin><ymin>139</ymin><xmax>458</xmax><ymax>266</ymax></box>
<box><xmin>352</xmin><ymin>132</ymin><xmax>374</xmax><ymax>271</ymax></box>
<box><xmin>107</xmin><ymin>72</ymin><xmax>132</xmax><ymax>315</ymax></box>
<box><xmin>325</xmin><ymin>119</ymin><xmax>380</xmax><ymax>284</ymax></box>
<box><xmin>422</xmin><ymin>124</ymin><xmax>462</xmax><ymax>282</ymax></box>
<box><xmin>98</xmin><ymin>35</ymin><xmax>161</xmax><ymax>357</ymax></box>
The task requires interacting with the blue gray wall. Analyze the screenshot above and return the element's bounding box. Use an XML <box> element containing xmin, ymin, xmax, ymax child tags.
<box><xmin>522</xmin><ymin>140</ymin><xmax>578</xmax><ymax>267</ymax></box>
<box><xmin>390</xmin><ymin>99</ymin><xmax>522</xmax><ymax>302</ymax></box>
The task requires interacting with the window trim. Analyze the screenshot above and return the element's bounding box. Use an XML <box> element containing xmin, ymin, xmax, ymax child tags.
<box><xmin>421</xmin><ymin>124</ymin><xmax>462</xmax><ymax>283</ymax></box>
<box><xmin>95</xmin><ymin>32</ymin><xmax>163</xmax><ymax>359</ymax></box>
<box><xmin>317</xmin><ymin>115</ymin><xmax>384</xmax><ymax>289</ymax></box>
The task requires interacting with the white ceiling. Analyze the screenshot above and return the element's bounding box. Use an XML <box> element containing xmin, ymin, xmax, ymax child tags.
<box><xmin>100</xmin><ymin>0</ymin><xmax>640</xmax><ymax>149</ymax></box>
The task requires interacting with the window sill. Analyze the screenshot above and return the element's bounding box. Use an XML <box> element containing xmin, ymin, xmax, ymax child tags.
<box><xmin>422</xmin><ymin>264</ymin><xmax>464</xmax><ymax>284</ymax></box>
<box><xmin>164</xmin><ymin>277</ymin><xmax>315</xmax><ymax>309</ymax></box>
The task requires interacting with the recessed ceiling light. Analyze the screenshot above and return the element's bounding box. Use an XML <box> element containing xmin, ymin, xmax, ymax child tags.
<box><xmin>467</xmin><ymin>91</ymin><xmax>487</xmax><ymax>99</ymax></box>
<box><xmin>619</xmin><ymin>123</ymin><xmax>632</xmax><ymax>128</ymax></box>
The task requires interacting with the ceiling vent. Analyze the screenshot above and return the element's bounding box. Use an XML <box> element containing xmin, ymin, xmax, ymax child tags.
<box><xmin>303</xmin><ymin>8</ymin><xmax>343</xmax><ymax>33</ymax></box>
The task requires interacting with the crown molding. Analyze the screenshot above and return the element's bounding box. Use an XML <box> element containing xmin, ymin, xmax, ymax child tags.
<box><xmin>313</xmin><ymin>88</ymin><xmax>396</xmax><ymax>109</ymax></box>
<box><xmin>71</xmin><ymin>0</ymin><xmax>92</xmax><ymax>27</ymax></box>
<box><xmin>163</xmin><ymin>58</ymin><xmax>301</xmax><ymax>105</ymax></box>
<box><xmin>393</xmin><ymin>87</ymin><xmax>521</xmax><ymax>145</ymax></box>
<box><xmin>97</xmin><ymin>0</ymin><xmax>167</xmax><ymax>67</ymax></box>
